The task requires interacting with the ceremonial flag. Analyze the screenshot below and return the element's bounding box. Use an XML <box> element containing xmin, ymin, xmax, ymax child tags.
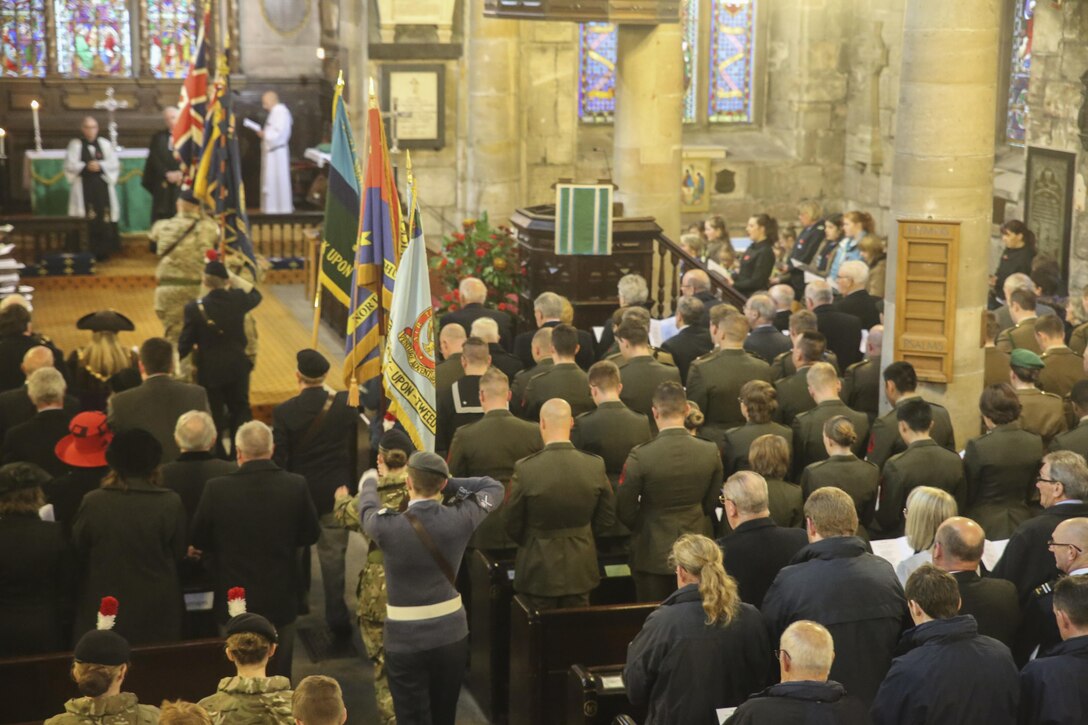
<box><xmin>382</xmin><ymin>156</ymin><xmax>436</xmax><ymax>452</ymax></box>
<box><xmin>172</xmin><ymin>3</ymin><xmax>210</xmax><ymax>183</ymax></box>
<box><xmin>318</xmin><ymin>72</ymin><xmax>363</xmax><ymax>308</ymax></box>
<box><xmin>193</xmin><ymin>56</ymin><xmax>257</xmax><ymax>268</ymax></box>
<box><xmin>343</xmin><ymin>95</ymin><xmax>402</xmax><ymax>392</ymax></box>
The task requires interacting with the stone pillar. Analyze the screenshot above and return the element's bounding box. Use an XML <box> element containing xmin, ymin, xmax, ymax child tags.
<box><xmin>613</xmin><ymin>23</ymin><xmax>683</xmax><ymax>236</ymax></box>
<box><xmin>883</xmin><ymin>0</ymin><xmax>1000</xmax><ymax>444</ymax></box>
<box><xmin>465</xmin><ymin>0</ymin><xmax>521</xmax><ymax>223</ymax></box>
<box><xmin>340</xmin><ymin>0</ymin><xmax>368</xmax><ymax>134</ymax></box>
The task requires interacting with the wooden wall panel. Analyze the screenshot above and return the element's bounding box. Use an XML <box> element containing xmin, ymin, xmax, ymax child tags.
<box><xmin>894</xmin><ymin>220</ymin><xmax>960</xmax><ymax>384</ymax></box>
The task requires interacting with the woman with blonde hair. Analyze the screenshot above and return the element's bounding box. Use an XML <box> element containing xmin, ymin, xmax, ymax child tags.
<box><xmin>66</xmin><ymin>310</ymin><xmax>139</xmax><ymax>411</ymax></box>
<box><xmin>624</xmin><ymin>534</ymin><xmax>771</xmax><ymax>724</ymax></box>
<box><xmin>895</xmin><ymin>486</ymin><xmax>958</xmax><ymax>585</ymax></box>
<box><xmin>800</xmin><ymin>416</ymin><xmax>879</xmax><ymax>539</ymax></box>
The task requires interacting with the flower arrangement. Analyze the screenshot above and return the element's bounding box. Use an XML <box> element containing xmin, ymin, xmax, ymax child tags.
<box><xmin>430</xmin><ymin>212</ymin><xmax>520</xmax><ymax>316</ymax></box>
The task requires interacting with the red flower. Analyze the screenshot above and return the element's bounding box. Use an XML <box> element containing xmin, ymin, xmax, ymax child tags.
<box><xmin>99</xmin><ymin>596</ymin><xmax>119</xmax><ymax>616</ymax></box>
<box><xmin>449</xmin><ymin>304</ymin><xmax>459</xmax><ymax>311</ymax></box>
<box><xmin>443</xmin><ymin>292</ymin><xmax>454</xmax><ymax>302</ymax></box>
<box><xmin>497</xmin><ymin>302</ymin><xmax>507</xmax><ymax>311</ymax></box>
<box><xmin>475</xmin><ymin>248</ymin><xmax>486</xmax><ymax>258</ymax></box>
<box><xmin>452</xmin><ymin>289</ymin><xmax>460</xmax><ymax>298</ymax></box>
<box><xmin>454</xmin><ymin>233</ymin><xmax>465</xmax><ymax>242</ymax></box>
<box><xmin>438</xmin><ymin>258</ymin><xmax>448</xmax><ymax>269</ymax></box>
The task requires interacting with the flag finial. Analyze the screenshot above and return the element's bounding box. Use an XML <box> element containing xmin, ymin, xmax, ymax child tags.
<box><xmin>368</xmin><ymin>78</ymin><xmax>378</xmax><ymax>109</ymax></box>
<box><xmin>405</xmin><ymin>150</ymin><xmax>414</xmax><ymax>184</ymax></box>
<box><xmin>337</xmin><ymin>69</ymin><xmax>344</xmax><ymax>88</ymax></box>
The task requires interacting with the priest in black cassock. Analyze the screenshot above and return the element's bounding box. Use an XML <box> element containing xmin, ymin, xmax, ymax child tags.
<box><xmin>63</xmin><ymin>116</ymin><xmax>120</xmax><ymax>260</ymax></box>
<box><xmin>142</xmin><ymin>106</ymin><xmax>182</xmax><ymax>225</ymax></box>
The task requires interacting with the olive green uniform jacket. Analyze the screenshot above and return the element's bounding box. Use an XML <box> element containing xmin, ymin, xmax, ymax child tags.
<box><xmin>616</xmin><ymin>355</ymin><xmax>682</xmax><ymax>434</ymax></box>
<box><xmin>1016</xmin><ymin>387</ymin><xmax>1068</xmax><ymax>448</ymax></box>
<box><xmin>448</xmin><ymin>408</ymin><xmax>544</xmax><ymax>550</ymax></box>
<box><xmin>964</xmin><ymin>421</ymin><xmax>1044</xmax><ymax>539</ymax></box>
<box><xmin>996</xmin><ymin>317</ymin><xmax>1042</xmax><ymax>354</ymax></box>
<box><xmin>687</xmin><ymin>348</ymin><xmax>774</xmax><ymax>445</ymax></box>
<box><xmin>198</xmin><ymin>676</ymin><xmax>294</xmax><ymax>724</ymax></box>
<box><xmin>866</xmin><ymin>396</ymin><xmax>956</xmax><ymax>469</ymax></box>
<box><xmin>770</xmin><ymin>349</ymin><xmax>839</xmax><ymax>381</ymax></box>
<box><xmin>842</xmin><ymin>357</ymin><xmax>881</xmax><ymax>420</ymax></box>
<box><xmin>505</xmin><ymin>442</ymin><xmax>615</xmax><ymax>596</ymax></box>
<box><xmin>45</xmin><ymin>694</ymin><xmax>159</xmax><ymax>725</ymax></box>
<box><xmin>721</xmin><ymin>421</ymin><xmax>792</xmax><ymax>476</ymax></box>
<box><xmin>511</xmin><ymin>357</ymin><xmax>552</xmax><ymax>416</ymax></box>
<box><xmin>985</xmin><ymin>346</ymin><xmax>1012</xmax><ymax>387</ymax></box>
<box><xmin>800</xmin><ymin>454</ymin><xmax>879</xmax><ymax>538</ymax></box>
<box><xmin>616</xmin><ymin>428</ymin><xmax>724</xmax><ymax>575</ymax></box>
<box><xmin>791</xmin><ymin>399</ymin><xmax>871</xmax><ymax>478</ymax></box>
<box><xmin>572</xmin><ymin>400</ymin><xmax>653</xmax><ymax>486</ymax></box>
<box><xmin>773</xmin><ymin>366</ymin><xmax>816</xmax><ymax>427</ymax></box>
<box><xmin>1039</xmin><ymin>346</ymin><xmax>1082</xmax><ymax>399</ymax></box>
<box><xmin>876</xmin><ymin>439</ymin><xmax>967</xmax><ymax>537</ymax></box>
<box><xmin>522</xmin><ymin>361</ymin><xmax>594</xmax><ymax>421</ymax></box>
<box><xmin>1050</xmin><ymin>417</ymin><xmax>1088</xmax><ymax>454</ymax></box>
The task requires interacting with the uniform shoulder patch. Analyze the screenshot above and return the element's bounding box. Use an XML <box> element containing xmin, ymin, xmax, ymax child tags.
<box><xmin>377</xmin><ymin>507</ymin><xmax>397</xmax><ymax>516</ymax></box>
<box><xmin>1034</xmin><ymin>580</ymin><xmax>1056</xmax><ymax>598</ymax></box>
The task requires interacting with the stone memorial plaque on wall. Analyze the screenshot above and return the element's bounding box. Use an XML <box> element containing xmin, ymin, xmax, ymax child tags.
<box><xmin>1025</xmin><ymin>146</ymin><xmax>1075</xmax><ymax>277</ymax></box>
<box><xmin>382</xmin><ymin>65</ymin><xmax>445</xmax><ymax>150</ymax></box>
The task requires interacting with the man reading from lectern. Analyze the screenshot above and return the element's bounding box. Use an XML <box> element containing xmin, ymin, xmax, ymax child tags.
<box><xmin>257</xmin><ymin>91</ymin><xmax>293</xmax><ymax>213</ymax></box>
<box><xmin>64</xmin><ymin>116</ymin><xmax>120</xmax><ymax>259</ymax></box>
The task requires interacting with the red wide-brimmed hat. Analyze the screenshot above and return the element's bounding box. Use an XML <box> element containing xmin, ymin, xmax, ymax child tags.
<box><xmin>55</xmin><ymin>411</ymin><xmax>112</xmax><ymax>468</ymax></box>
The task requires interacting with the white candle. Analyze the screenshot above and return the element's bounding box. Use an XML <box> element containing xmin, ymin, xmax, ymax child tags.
<box><xmin>30</xmin><ymin>100</ymin><xmax>41</xmax><ymax>152</ymax></box>
<box><xmin>0</xmin><ymin>128</ymin><xmax>6</xmax><ymax>159</ymax></box>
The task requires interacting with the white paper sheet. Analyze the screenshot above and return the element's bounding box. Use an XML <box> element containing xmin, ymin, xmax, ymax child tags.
<box><xmin>243</xmin><ymin>118</ymin><xmax>262</xmax><ymax>133</ymax></box>
<box><xmin>871</xmin><ymin>536</ymin><xmax>914</xmax><ymax>571</ymax></box>
<box><xmin>982</xmin><ymin>539</ymin><xmax>1009</xmax><ymax>572</ymax></box>
<box><xmin>717</xmin><ymin>707</ymin><xmax>737</xmax><ymax>724</ymax></box>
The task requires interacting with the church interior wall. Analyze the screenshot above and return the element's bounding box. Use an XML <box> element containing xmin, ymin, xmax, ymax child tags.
<box><xmin>238</xmin><ymin>0</ymin><xmax>323</xmax><ymax>79</ymax></box>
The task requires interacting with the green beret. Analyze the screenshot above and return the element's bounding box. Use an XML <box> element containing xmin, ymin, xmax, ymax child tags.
<box><xmin>1010</xmin><ymin>348</ymin><xmax>1045</xmax><ymax>369</ymax></box>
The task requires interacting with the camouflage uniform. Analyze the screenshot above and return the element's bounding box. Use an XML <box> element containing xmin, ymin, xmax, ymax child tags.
<box><xmin>150</xmin><ymin>209</ymin><xmax>219</xmax><ymax>378</ymax></box>
<box><xmin>197</xmin><ymin>676</ymin><xmax>294</xmax><ymax>725</ymax></box>
<box><xmin>334</xmin><ymin>469</ymin><xmax>409</xmax><ymax>725</ymax></box>
<box><xmin>44</xmin><ymin>693</ymin><xmax>160</xmax><ymax>725</ymax></box>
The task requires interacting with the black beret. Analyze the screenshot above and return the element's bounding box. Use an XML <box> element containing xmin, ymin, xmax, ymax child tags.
<box><xmin>408</xmin><ymin>451</ymin><xmax>449</xmax><ymax>479</ymax></box>
<box><xmin>0</xmin><ymin>462</ymin><xmax>51</xmax><ymax>496</ymax></box>
<box><xmin>76</xmin><ymin>310</ymin><xmax>135</xmax><ymax>333</ymax></box>
<box><xmin>74</xmin><ymin>630</ymin><xmax>130</xmax><ymax>666</ymax></box>
<box><xmin>297</xmin><ymin>348</ymin><xmax>330</xmax><ymax>378</ymax></box>
<box><xmin>379</xmin><ymin>429</ymin><xmax>414</xmax><ymax>456</ymax></box>
<box><xmin>225</xmin><ymin>612</ymin><xmax>278</xmax><ymax>643</ymax></box>
<box><xmin>179</xmin><ymin>187</ymin><xmax>198</xmax><ymax>204</ymax></box>
<box><xmin>106</xmin><ymin>429</ymin><xmax>163</xmax><ymax>478</ymax></box>
<box><xmin>205</xmin><ymin>260</ymin><xmax>229</xmax><ymax>279</ymax></box>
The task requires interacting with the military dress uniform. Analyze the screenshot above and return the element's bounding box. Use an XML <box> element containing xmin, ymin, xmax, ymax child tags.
<box><xmin>1070</xmin><ymin>321</ymin><xmax>1088</xmax><ymax>356</ymax></box>
<box><xmin>198</xmin><ymin>676</ymin><xmax>294</xmax><ymax>724</ymax></box>
<box><xmin>435</xmin><ymin>353</ymin><xmax>464</xmax><ymax>400</ymax></box>
<box><xmin>985</xmin><ymin>346</ymin><xmax>1012</xmax><ymax>387</ymax></box>
<box><xmin>223</xmin><ymin>250</ymin><xmax>261</xmax><ymax>368</ymax></box>
<box><xmin>435</xmin><ymin>374</ymin><xmax>484</xmax><ymax>455</ymax></box>
<box><xmin>511</xmin><ymin>357</ymin><xmax>551</xmax><ymax>416</ymax></box>
<box><xmin>616</xmin><ymin>355</ymin><xmax>681</xmax><ymax>433</ymax></box>
<box><xmin>770</xmin><ymin>349</ymin><xmax>839</xmax><ymax>381</ymax></box>
<box><xmin>150</xmin><ymin>208</ymin><xmax>219</xmax><ymax>376</ymax></box>
<box><xmin>1016</xmin><ymin>387</ymin><xmax>1068</xmax><ymax>448</ymax></box>
<box><xmin>521</xmin><ymin>362</ymin><xmax>594</xmax><ymax>421</ymax></box>
<box><xmin>963</xmin><ymin>421</ymin><xmax>1044</xmax><ymax>539</ymax></box>
<box><xmin>1051</xmin><ymin>416</ymin><xmax>1088</xmax><ymax>454</ymax></box>
<box><xmin>866</xmin><ymin>396</ymin><xmax>956</xmax><ymax>469</ymax></box>
<box><xmin>1039</xmin><ymin>346</ymin><xmax>1083</xmax><ymax>399</ymax></box>
<box><xmin>791</xmin><ymin>399</ymin><xmax>870</xmax><ymax>477</ymax></box>
<box><xmin>616</xmin><ymin>428</ymin><xmax>723</xmax><ymax>602</ymax></box>
<box><xmin>842</xmin><ymin>357</ymin><xmax>881</xmax><ymax>420</ymax></box>
<box><xmin>447</xmin><ymin>408</ymin><xmax>544</xmax><ymax>550</ymax></box>
<box><xmin>335</xmin><ymin>469</ymin><xmax>409</xmax><ymax>725</ymax></box>
<box><xmin>44</xmin><ymin>694</ymin><xmax>159</xmax><ymax>725</ymax></box>
<box><xmin>572</xmin><ymin>400</ymin><xmax>653</xmax><ymax>486</ymax></box>
<box><xmin>800</xmin><ymin>454</ymin><xmax>879</xmax><ymax>538</ymax></box>
<box><xmin>603</xmin><ymin>347</ymin><xmax>676</xmax><ymax>368</ymax></box>
<box><xmin>687</xmin><ymin>348</ymin><xmax>774</xmax><ymax>446</ymax></box>
<box><xmin>721</xmin><ymin>421</ymin><xmax>792</xmax><ymax>476</ymax></box>
<box><xmin>774</xmin><ymin>366</ymin><xmax>817</xmax><ymax>427</ymax></box>
<box><xmin>995</xmin><ymin>317</ymin><xmax>1042</xmax><ymax>353</ymax></box>
<box><xmin>875</xmin><ymin>439</ymin><xmax>967</xmax><ymax>537</ymax></box>
<box><xmin>505</xmin><ymin>441</ymin><xmax>616</xmax><ymax>610</ymax></box>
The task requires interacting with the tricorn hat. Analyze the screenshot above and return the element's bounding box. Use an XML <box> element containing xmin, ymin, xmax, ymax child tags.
<box><xmin>76</xmin><ymin>310</ymin><xmax>135</xmax><ymax>333</ymax></box>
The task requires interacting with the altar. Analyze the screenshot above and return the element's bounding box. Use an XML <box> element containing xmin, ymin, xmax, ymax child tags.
<box><xmin>22</xmin><ymin>149</ymin><xmax>153</xmax><ymax>234</ymax></box>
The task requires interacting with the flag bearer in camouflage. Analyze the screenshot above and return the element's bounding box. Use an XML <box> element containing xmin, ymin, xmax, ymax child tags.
<box><xmin>150</xmin><ymin>191</ymin><xmax>219</xmax><ymax>379</ymax></box>
<box><xmin>198</xmin><ymin>609</ymin><xmax>293</xmax><ymax>724</ymax></box>
<box><xmin>333</xmin><ymin>429</ymin><xmax>414</xmax><ymax>725</ymax></box>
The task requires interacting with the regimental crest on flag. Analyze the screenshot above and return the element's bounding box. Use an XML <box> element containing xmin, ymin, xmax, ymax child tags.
<box><xmin>396</xmin><ymin>308</ymin><xmax>436</xmax><ymax>381</ymax></box>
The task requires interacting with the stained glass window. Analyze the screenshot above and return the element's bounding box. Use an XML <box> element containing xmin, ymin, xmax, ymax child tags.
<box><xmin>1005</xmin><ymin>0</ymin><xmax>1034</xmax><ymax>145</ymax></box>
<box><xmin>1</xmin><ymin>1</ymin><xmax>48</xmax><ymax>78</ymax></box>
<box><xmin>146</xmin><ymin>0</ymin><xmax>199</xmax><ymax>79</ymax></box>
<box><xmin>55</xmin><ymin>0</ymin><xmax>133</xmax><ymax>77</ymax></box>
<box><xmin>578</xmin><ymin>22</ymin><xmax>617</xmax><ymax>123</ymax></box>
<box><xmin>708</xmin><ymin>0</ymin><xmax>757</xmax><ymax>124</ymax></box>
<box><xmin>681</xmin><ymin>0</ymin><xmax>699</xmax><ymax>124</ymax></box>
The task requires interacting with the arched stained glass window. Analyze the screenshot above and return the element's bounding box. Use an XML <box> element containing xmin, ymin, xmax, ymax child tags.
<box><xmin>1</xmin><ymin>1</ymin><xmax>48</xmax><ymax>78</ymax></box>
<box><xmin>146</xmin><ymin>0</ymin><xmax>199</xmax><ymax>79</ymax></box>
<box><xmin>681</xmin><ymin>0</ymin><xmax>699</xmax><ymax>124</ymax></box>
<box><xmin>54</xmin><ymin>0</ymin><xmax>133</xmax><ymax>77</ymax></box>
<box><xmin>708</xmin><ymin>0</ymin><xmax>756</xmax><ymax>124</ymax></box>
<box><xmin>578</xmin><ymin>22</ymin><xmax>617</xmax><ymax>123</ymax></box>
<box><xmin>1005</xmin><ymin>0</ymin><xmax>1034</xmax><ymax>145</ymax></box>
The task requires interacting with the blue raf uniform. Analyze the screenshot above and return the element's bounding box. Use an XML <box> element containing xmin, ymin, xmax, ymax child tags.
<box><xmin>359</xmin><ymin>451</ymin><xmax>502</xmax><ymax>725</ymax></box>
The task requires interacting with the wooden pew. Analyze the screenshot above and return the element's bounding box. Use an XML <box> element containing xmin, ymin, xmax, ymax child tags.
<box><xmin>0</xmin><ymin>638</ymin><xmax>230</xmax><ymax>725</ymax></box>
<box><xmin>508</xmin><ymin>596</ymin><xmax>656</xmax><ymax>725</ymax></box>
<box><xmin>467</xmin><ymin>550</ymin><xmax>638</xmax><ymax>724</ymax></box>
<box><xmin>567</xmin><ymin>664</ymin><xmax>643</xmax><ymax>725</ymax></box>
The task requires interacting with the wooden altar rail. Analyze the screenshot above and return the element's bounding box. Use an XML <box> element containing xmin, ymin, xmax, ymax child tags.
<box><xmin>248</xmin><ymin>211</ymin><xmax>324</xmax><ymax>260</ymax></box>
<box><xmin>1</xmin><ymin>215</ymin><xmax>89</xmax><ymax>261</ymax></box>
<box><xmin>651</xmin><ymin>231</ymin><xmax>747</xmax><ymax>317</ymax></box>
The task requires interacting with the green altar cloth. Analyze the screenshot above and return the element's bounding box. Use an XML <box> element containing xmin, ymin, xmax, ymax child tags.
<box><xmin>23</xmin><ymin>149</ymin><xmax>152</xmax><ymax>234</ymax></box>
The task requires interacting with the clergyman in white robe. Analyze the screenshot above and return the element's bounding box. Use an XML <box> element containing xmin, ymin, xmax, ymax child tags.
<box><xmin>259</xmin><ymin>91</ymin><xmax>293</xmax><ymax>213</ymax></box>
<box><xmin>64</xmin><ymin>121</ymin><xmax>120</xmax><ymax>221</ymax></box>
<box><xmin>64</xmin><ymin>116</ymin><xmax>121</xmax><ymax>257</ymax></box>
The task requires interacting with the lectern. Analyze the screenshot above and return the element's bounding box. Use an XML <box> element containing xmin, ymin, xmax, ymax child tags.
<box><xmin>509</xmin><ymin>205</ymin><xmax>661</xmax><ymax>332</ymax></box>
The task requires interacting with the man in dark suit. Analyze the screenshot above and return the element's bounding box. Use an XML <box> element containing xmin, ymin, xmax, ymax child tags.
<box><xmin>513</xmin><ymin>291</ymin><xmax>596</xmax><ymax>370</ymax></box>
<box><xmin>178</xmin><ymin>258</ymin><xmax>262</xmax><ymax>455</ymax></box>
<box><xmin>436</xmin><ymin>337</ymin><xmax>490</xmax><ymax>455</ymax></box>
<box><xmin>774</xmin><ymin>331</ymin><xmax>826</xmax><ymax>427</ymax></box>
<box><xmin>1051</xmin><ymin>380</ymin><xmax>1088</xmax><ymax>454</ymax></box>
<box><xmin>272</xmin><ymin>349</ymin><xmax>360</xmax><ymax>639</ymax></box>
<box><xmin>1018</xmin><ymin>575</ymin><xmax>1088</xmax><ymax>725</ymax></box>
<box><xmin>791</xmin><ymin>362</ymin><xmax>870</xmax><ymax>477</ymax></box>
<box><xmin>439</xmin><ymin>276</ymin><xmax>514</xmax><ymax>351</ymax></box>
<box><xmin>615</xmin><ymin>320</ymin><xmax>681</xmax><ymax>433</ymax></box>
<box><xmin>805</xmin><ymin>280</ymin><xmax>863</xmax><ymax>369</ymax></box>
<box><xmin>832</xmin><ymin>260</ymin><xmax>881</xmax><ymax>330</ymax></box>
<box><xmin>842</xmin><ymin>325</ymin><xmax>882</xmax><ymax>420</ymax></box>
<box><xmin>108</xmin><ymin>337</ymin><xmax>210</xmax><ymax>463</ymax></box>
<box><xmin>992</xmin><ymin>450</ymin><xmax>1088</xmax><ymax>600</ymax></box>
<box><xmin>717</xmin><ymin>471</ymin><xmax>807</xmax><ymax>607</ymax></box>
<box><xmin>0</xmin><ymin>345</ymin><xmax>79</xmax><ymax>442</ymax></box>
<box><xmin>141</xmin><ymin>106</ymin><xmax>182</xmax><ymax>224</ymax></box>
<box><xmin>191</xmin><ymin>420</ymin><xmax>321</xmax><ymax>679</ymax></box>
<box><xmin>505</xmin><ymin>398</ymin><xmax>615</xmax><ymax>610</ymax></box>
<box><xmin>866</xmin><ymin>361</ymin><xmax>956</xmax><ymax>469</ymax></box>
<box><xmin>932</xmin><ymin>517</ymin><xmax>1020</xmax><ymax>648</ymax></box>
<box><xmin>661</xmin><ymin>296</ymin><xmax>713</xmax><ymax>384</ymax></box>
<box><xmin>1017</xmin><ymin>518</ymin><xmax>1088</xmax><ymax>666</ymax></box>
<box><xmin>448</xmin><ymin>366</ymin><xmax>543</xmax><ymax>550</ymax></box>
<box><xmin>875</xmin><ymin>398</ymin><xmax>967</xmax><ymax>536</ymax></box>
<box><xmin>436</xmin><ymin>323</ymin><xmax>466</xmax><ymax>400</ymax></box>
<box><xmin>0</xmin><ymin>302</ymin><xmax>69</xmax><ymax>394</ymax></box>
<box><xmin>617</xmin><ymin>381</ymin><xmax>723</xmax><ymax>602</ymax></box>
<box><xmin>678</xmin><ymin>269</ymin><xmax>725</xmax><ymax>328</ymax></box>
<box><xmin>744</xmin><ymin>293</ymin><xmax>792</xmax><ymax>364</ymax></box>
<box><xmin>160</xmin><ymin>410</ymin><xmax>238</xmax><ymax>523</ymax></box>
<box><xmin>2</xmin><ymin>367</ymin><xmax>73</xmax><ymax>476</ymax></box>
<box><xmin>470</xmin><ymin>317</ymin><xmax>522</xmax><ymax>382</ymax></box>
<box><xmin>522</xmin><ymin>324</ymin><xmax>594</xmax><ymax>420</ymax></box>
